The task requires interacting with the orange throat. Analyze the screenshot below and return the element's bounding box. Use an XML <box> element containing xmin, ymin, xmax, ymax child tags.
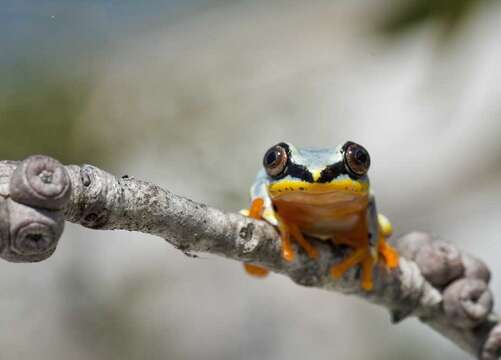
<box><xmin>271</xmin><ymin>190</ymin><xmax>369</xmax><ymax>239</ymax></box>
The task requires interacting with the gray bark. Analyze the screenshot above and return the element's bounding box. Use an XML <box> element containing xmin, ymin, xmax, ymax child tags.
<box><xmin>0</xmin><ymin>155</ymin><xmax>499</xmax><ymax>359</ymax></box>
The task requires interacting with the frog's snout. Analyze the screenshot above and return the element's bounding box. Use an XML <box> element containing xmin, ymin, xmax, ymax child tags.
<box><xmin>311</xmin><ymin>169</ymin><xmax>322</xmax><ymax>182</ymax></box>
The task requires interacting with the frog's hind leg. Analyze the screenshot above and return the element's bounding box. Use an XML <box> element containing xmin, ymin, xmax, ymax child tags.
<box><xmin>243</xmin><ymin>198</ymin><xmax>270</xmax><ymax>277</ymax></box>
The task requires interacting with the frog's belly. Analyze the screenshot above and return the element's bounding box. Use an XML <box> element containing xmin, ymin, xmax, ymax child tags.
<box><xmin>272</xmin><ymin>197</ymin><xmax>367</xmax><ymax>239</ymax></box>
<box><xmin>302</xmin><ymin>214</ymin><xmax>360</xmax><ymax>238</ymax></box>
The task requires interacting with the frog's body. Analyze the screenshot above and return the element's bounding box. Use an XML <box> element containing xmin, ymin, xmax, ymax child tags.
<box><xmin>242</xmin><ymin>142</ymin><xmax>399</xmax><ymax>290</ymax></box>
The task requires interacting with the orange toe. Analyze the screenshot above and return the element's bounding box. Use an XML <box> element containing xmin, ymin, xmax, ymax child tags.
<box><xmin>244</xmin><ymin>263</ymin><xmax>270</xmax><ymax>277</ymax></box>
<box><xmin>282</xmin><ymin>245</ymin><xmax>295</xmax><ymax>262</ymax></box>
<box><xmin>378</xmin><ymin>239</ymin><xmax>399</xmax><ymax>269</ymax></box>
<box><xmin>361</xmin><ymin>256</ymin><xmax>375</xmax><ymax>291</ymax></box>
<box><xmin>248</xmin><ymin>198</ymin><xmax>265</xmax><ymax>219</ymax></box>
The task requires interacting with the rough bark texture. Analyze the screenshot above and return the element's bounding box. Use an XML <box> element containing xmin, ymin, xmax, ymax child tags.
<box><xmin>0</xmin><ymin>155</ymin><xmax>499</xmax><ymax>359</ymax></box>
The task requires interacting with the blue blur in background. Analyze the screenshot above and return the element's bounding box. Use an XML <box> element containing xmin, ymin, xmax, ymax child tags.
<box><xmin>1</xmin><ymin>0</ymin><xmax>500</xmax><ymax>359</ymax></box>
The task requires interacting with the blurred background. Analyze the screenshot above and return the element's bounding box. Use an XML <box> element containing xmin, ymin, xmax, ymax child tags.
<box><xmin>1</xmin><ymin>0</ymin><xmax>501</xmax><ymax>359</ymax></box>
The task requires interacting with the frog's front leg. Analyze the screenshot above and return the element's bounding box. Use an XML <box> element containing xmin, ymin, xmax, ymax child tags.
<box><xmin>242</xmin><ymin>198</ymin><xmax>270</xmax><ymax>277</ymax></box>
<box><xmin>275</xmin><ymin>217</ymin><xmax>318</xmax><ymax>261</ymax></box>
<box><xmin>276</xmin><ymin>218</ymin><xmax>295</xmax><ymax>261</ymax></box>
<box><xmin>288</xmin><ymin>223</ymin><xmax>319</xmax><ymax>259</ymax></box>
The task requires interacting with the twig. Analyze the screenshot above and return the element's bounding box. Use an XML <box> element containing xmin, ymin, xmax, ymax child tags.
<box><xmin>0</xmin><ymin>155</ymin><xmax>499</xmax><ymax>359</ymax></box>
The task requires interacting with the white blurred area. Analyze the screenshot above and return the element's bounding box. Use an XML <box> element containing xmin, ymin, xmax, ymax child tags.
<box><xmin>2</xmin><ymin>0</ymin><xmax>501</xmax><ymax>359</ymax></box>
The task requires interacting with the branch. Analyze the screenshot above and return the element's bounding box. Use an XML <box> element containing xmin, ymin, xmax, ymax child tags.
<box><xmin>0</xmin><ymin>155</ymin><xmax>499</xmax><ymax>359</ymax></box>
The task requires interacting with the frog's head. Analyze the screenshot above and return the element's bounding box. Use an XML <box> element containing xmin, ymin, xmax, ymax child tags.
<box><xmin>262</xmin><ymin>141</ymin><xmax>371</xmax><ymax>205</ymax></box>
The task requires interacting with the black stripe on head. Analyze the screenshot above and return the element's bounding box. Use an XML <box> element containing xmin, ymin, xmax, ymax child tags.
<box><xmin>267</xmin><ymin>142</ymin><xmax>314</xmax><ymax>182</ymax></box>
<box><xmin>287</xmin><ymin>163</ymin><xmax>314</xmax><ymax>182</ymax></box>
<box><xmin>317</xmin><ymin>162</ymin><xmax>352</xmax><ymax>183</ymax></box>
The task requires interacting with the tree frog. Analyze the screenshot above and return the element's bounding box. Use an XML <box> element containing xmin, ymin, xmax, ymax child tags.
<box><xmin>242</xmin><ymin>141</ymin><xmax>399</xmax><ymax>290</ymax></box>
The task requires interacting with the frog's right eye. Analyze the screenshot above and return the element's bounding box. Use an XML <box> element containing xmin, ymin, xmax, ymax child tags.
<box><xmin>343</xmin><ymin>141</ymin><xmax>370</xmax><ymax>177</ymax></box>
<box><xmin>263</xmin><ymin>144</ymin><xmax>288</xmax><ymax>177</ymax></box>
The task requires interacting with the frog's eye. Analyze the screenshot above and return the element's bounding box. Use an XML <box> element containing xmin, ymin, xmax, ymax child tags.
<box><xmin>343</xmin><ymin>142</ymin><xmax>370</xmax><ymax>177</ymax></box>
<box><xmin>263</xmin><ymin>144</ymin><xmax>288</xmax><ymax>177</ymax></box>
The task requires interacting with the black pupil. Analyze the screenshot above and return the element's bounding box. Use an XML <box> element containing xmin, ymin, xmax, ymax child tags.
<box><xmin>355</xmin><ymin>149</ymin><xmax>367</xmax><ymax>164</ymax></box>
<box><xmin>266</xmin><ymin>149</ymin><xmax>280</xmax><ymax>167</ymax></box>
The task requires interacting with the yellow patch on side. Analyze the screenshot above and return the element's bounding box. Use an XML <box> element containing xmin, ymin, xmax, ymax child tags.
<box><xmin>262</xmin><ymin>209</ymin><xmax>277</xmax><ymax>224</ymax></box>
<box><xmin>240</xmin><ymin>208</ymin><xmax>277</xmax><ymax>225</ymax></box>
<box><xmin>378</xmin><ymin>213</ymin><xmax>393</xmax><ymax>238</ymax></box>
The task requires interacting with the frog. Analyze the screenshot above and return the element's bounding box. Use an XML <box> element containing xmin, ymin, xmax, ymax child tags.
<box><xmin>241</xmin><ymin>141</ymin><xmax>399</xmax><ymax>290</ymax></box>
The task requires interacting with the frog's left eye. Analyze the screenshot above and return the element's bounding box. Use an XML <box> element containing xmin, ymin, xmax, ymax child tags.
<box><xmin>263</xmin><ymin>144</ymin><xmax>288</xmax><ymax>177</ymax></box>
<box><xmin>343</xmin><ymin>142</ymin><xmax>370</xmax><ymax>177</ymax></box>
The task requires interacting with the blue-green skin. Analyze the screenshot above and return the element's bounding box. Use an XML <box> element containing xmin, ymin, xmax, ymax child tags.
<box><xmin>249</xmin><ymin>142</ymin><xmax>379</xmax><ymax>258</ymax></box>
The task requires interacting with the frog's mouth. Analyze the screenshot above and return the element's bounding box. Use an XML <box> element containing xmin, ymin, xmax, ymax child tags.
<box><xmin>267</xmin><ymin>179</ymin><xmax>369</xmax><ymax>206</ymax></box>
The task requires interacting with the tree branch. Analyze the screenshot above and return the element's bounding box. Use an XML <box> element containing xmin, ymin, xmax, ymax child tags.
<box><xmin>0</xmin><ymin>155</ymin><xmax>499</xmax><ymax>359</ymax></box>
